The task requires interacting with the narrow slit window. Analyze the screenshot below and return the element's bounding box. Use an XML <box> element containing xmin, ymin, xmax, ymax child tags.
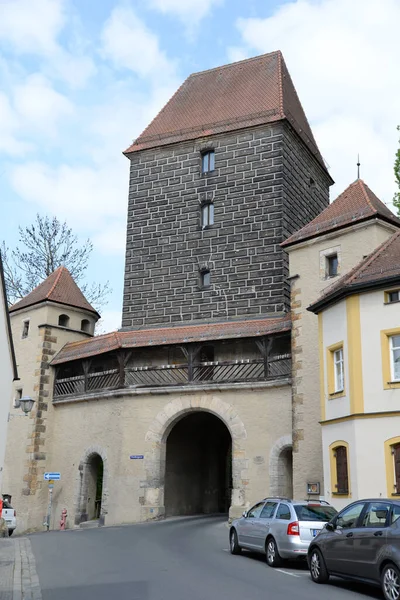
<box><xmin>22</xmin><ymin>320</ymin><xmax>29</xmax><ymax>339</ymax></box>
<box><xmin>202</xmin><ymin>150</ymin><xmax>215</xmax><ymax>174</ymax></box>
<box><xmin>327</xmin><ymin>254</ymin><xmax>338</xmax><ymax>277</ymax></box>
<box><xmin>201</xmin><ymin>203</ymin><xmax>214</xmax><ymax>227</ymax></box>
<box><xmin>390</xmin><ymin>335</ymin><xmax>400</xmax><ymax>381</ymax></box>
<box><xmin>200</xmin><ymin>270</ymin><xmax>211</xmax><ymax>288</ymax></box>
<box><xmin>334</xmin><ymin>347</ymin><xmax>344</xmax><ymax>392</ymax></box>
<box><xmin>335</xmin><ymin>445</ymin><xmax>349</xmax><ymax>494</ymax></box>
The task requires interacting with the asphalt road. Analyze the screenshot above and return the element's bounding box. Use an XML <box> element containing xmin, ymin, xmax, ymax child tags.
<box><xmin>29</xmin><ymin>515</ymin><xmax>383</xmax><ymax>600</ymax></box>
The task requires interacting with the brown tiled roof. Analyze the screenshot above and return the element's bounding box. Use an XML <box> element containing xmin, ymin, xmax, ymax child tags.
<box><xmin>124</xmin><ymin>51</ymin><xmax>328</xmax><ymax>172</ymax></box>
<box><xmin>282</xmin><ymin>179</ymin><xmax>400</xmax><ymax>247</ymax></box>
<box><xmin>51</xmin><ymin>316</ymin><xmax>291</xmax><ymax>365</ymax></box>
<box><xmin>9</xmin><ymin>266</ymin><xmax>99</xmax><ymax>317</ymax></box>
<box><xmin>309</xmin><ymin>231</ymin><xmax>400</xmax><ymax>312</ymax></box>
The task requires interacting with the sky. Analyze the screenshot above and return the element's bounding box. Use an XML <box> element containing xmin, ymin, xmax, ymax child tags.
<box><xmin>1</xmin><ymin>0</ymin><xmax>400</xmax><ymax>333</ymax></box>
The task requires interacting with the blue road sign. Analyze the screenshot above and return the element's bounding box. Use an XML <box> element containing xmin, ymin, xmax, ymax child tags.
<box><xmin>130</xmin><ymin>455</ymin><xmax>144</xmax><ymax>460</ymax></box>
<box><xmin>44</xmin><ymin>472</ymin><xmax>61</xmax><ymax>481</ymax></box>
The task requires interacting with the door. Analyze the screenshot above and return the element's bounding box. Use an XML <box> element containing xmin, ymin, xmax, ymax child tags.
<box><xmin>351</xmin><ymin>502</ymin><xmax>390</xmax><ymax>580</ymax></box>
<box><xmin>323</xmin><ymin>502</ymin><xmax>366</xmax><ymax>574</ymax></box>
<box><xmin>252</xmin><ymin>501</ymin><xmax>278</xmax><ymax>550</ymax></box>
<box><xmin>237</xmin><ymin>502</ymin><xmax>265</xmax><ymax>548</ymax></box>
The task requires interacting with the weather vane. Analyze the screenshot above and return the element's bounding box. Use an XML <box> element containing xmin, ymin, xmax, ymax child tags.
<box><xmin>357</xmin><ymin>154</ymin><xmax>361</xmax><ymax>179</ymax></box>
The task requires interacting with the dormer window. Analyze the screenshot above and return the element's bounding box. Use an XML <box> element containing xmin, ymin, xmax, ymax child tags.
<box><xmin>201</xmin><ymin>150</ymin><xmax>215</xmax><ymax>174</ymax></box>
<box><xmin>58</xmin><ymin>314</ymin><xmax>70</xmax><ymax>328</ymax></box>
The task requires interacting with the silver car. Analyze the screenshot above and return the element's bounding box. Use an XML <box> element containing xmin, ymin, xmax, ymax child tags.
<box><xmin>230</xmin><ymin>497</ymin><xmax>337</xmax><ymax>567</ymax></box>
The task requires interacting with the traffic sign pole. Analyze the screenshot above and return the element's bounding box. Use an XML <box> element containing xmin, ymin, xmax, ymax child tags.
<box><xmin>46</xmin><ymin>486</ymin><xmax>53</xmax><ymax>532</ymax></box>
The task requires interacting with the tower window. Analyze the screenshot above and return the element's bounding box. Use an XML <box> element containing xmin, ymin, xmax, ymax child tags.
<box><xmin>22</xmin><ymin>320</ymin><xmax>29</xmax><ymax>339</ymax></box>
<box><xmin>58</xmin><ymin>314</ymin><xmax>70</xmax><ymax>328</ymax></box>
<box><xmin>81</xmin><ymin>319</ymin><xmax>90</xmax><ymax>333</ymax></box>
<box><xmin>326</xmin><ymin>253</ymin><xmax>338</xmax><ymax>277</ymax></box>
<box><xmin>200</xmin><ymin>270</ymin><xmax>211</xmax><ymax>288</ymax></box>
<box><xmin>201</xmin><ymin>150</ymin><xmax>215</xmax><ymax>174</ymax></box>
<box><xmin>201</xmin><ymin>203</ymin><xmax>214</xmax><ymax>228</ymax></box>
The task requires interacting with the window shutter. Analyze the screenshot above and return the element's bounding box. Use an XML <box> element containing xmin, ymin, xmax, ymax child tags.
<box><xmin>394</xmin><ymin>445</ymin><xmax>400</xmax><ymax>491</ymax></box>
<box><xmin>336</xmin><ymin>446</ymin><xmax>349</xmax><ymax>494</ymax></box>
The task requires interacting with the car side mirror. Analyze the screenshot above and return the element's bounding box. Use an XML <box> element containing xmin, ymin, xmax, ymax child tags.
<box><xmin>325</xmin><ymin>522</ymin><xmax>335</xmax><ymax>532</ymax></box>
<box><xmin>242</xmin><ymin>511</ymin><xmax>248</xmax><ymax>518</ymax></box>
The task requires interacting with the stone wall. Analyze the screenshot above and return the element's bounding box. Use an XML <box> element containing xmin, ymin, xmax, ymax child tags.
<box><xmin>41</xmin><ymin>382</ymin><xmax>292</xmax><ymax>530</ymax></box>
<box><xmin>122</xmin><ymin>122</ymin><xmax>331</xmax><ymax>328</ymax></box>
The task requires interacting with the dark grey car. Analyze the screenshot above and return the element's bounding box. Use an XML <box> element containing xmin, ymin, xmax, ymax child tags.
<box><xmin>308</xmin><ymin>499</ymin><xmax>400</xmax><ymax>600</ymax></box>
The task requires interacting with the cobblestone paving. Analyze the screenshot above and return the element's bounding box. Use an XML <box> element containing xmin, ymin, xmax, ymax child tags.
<box><xmin>0</xmin><ymin>538</ymin><xmax>42</xmax><ymax>600</ymax></box>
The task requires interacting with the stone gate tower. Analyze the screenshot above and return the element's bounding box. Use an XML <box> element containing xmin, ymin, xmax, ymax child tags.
<box><xmin>122</xmin><ymin>51</ymin><xmax>333</xmax><ymax>328</ymax></box>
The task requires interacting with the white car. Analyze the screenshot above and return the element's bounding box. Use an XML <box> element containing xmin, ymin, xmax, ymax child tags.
<box><xmin>2</xmin><ymin>501</ymin><xmax>16</xmax><ymax>536</ymax></box>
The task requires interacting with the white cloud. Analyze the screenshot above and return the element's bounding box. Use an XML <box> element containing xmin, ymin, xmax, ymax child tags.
<box><xmin>0</xmin><ymin>0</ymin><xmax>95</xmax><ymax>87</ymax></box>
<box><xmin>13</xmin><ymin>74</ymin><xmax>73</xmax><ymax>134</ymax></box>
<box><xmin>95</xmin><ymin>310</ymin><xmax>122</xmax><ymax>334</ymax></box>
<box><xmin>8</xmin><ymin>160</ymin><xmax>128</xmax><ymax>242</ymax></box>
<box><xmin>0</xmin><ymin>0</ymin><xmax>64</xmax><ymax>55</ymax></box>
<box><xmin>101</xmin><ymin>5</ymin><xmax>177</xmax><ymax>83</ymax></box>
<box><xmin>0</xmin><ymin>92</ymin><xmax>31</xmax><ymax>155</ymax></box>
<box><xmin>229</xmin><ymin>0</ymin><xmax>400</xmax><ymax>208</ymax></box>
<box><xmin>148</xmin><ymin>0</ymin><xmax>223</xmax><ymax>27</ymax></box>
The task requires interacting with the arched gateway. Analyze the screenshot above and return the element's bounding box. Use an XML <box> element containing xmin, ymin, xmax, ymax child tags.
<box><xmin>143</xmin><ymin>397</ymin><xmax>247</xmax><ymax>519</ymax></box>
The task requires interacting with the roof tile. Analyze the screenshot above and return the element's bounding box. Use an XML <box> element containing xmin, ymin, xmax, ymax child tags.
<box><xmin>282</xmin><ymin>179</ymin><xmax>400</xmax><ymax>247</ymax></box>
<box><xmin>309</xmin><ymin>230</ymin><xmax>400</xmax><ymax>311</ymax></box>
<box><xmin>124</xmin><ymin>51</ymin><xmax>327</xmax><ymax>171</ymax></box>
<box><xmin>51</xmin><ymin>316</ymin><xmax>291</xmax><ymax>365</ymax></box>
<box><xmin>9</xmin><ymin>267</ymin><xmax>99</xmax><ymax>317</ymax></box>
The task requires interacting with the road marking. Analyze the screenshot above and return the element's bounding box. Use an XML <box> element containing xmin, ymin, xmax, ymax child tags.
<box><xmin>276</xmin><ymin>569</ymin><xmax>301</xmax><ymax>578</ymax></box>
<box><xmin>222</xmin><ymin>549</ymin><xmax>230</xmax><ymax>552</ymax></box>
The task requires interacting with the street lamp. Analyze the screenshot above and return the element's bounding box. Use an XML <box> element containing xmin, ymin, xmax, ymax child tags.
<box><xmin>10</xmin><ymin>395</ymin><xmax>35</xmax><ymax>419</ymax></box>
<box><xmin>19</xmin><ymin>396</ymin><xmax>35</xmax><ymax>415</ymax></box>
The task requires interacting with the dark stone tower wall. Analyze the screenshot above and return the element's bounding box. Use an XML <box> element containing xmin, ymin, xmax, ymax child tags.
<box><xmin>122</xmin><ymin>122</ymin><xmax>331</xmax><ymax>329</ymax></box>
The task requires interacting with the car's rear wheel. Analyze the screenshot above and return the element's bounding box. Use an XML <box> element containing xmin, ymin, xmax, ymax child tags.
<box><xmin>230</xmin><ymin>529</ymin><xmax>241</xmax><ymax>555</ymax></box>
<box><xmin>382</xmin><ymin>563</ymin><xmax>400</xmax><ymax>600</ymax></box>
<box><xmin>309</xmin><ymin>547</ymin><xmax>329</xmax><ymax>584</ymax></box>
<box><xmin>266</xmin><ymin>537</ymin><xmax>282</xmax><ymax>568</ymax></box>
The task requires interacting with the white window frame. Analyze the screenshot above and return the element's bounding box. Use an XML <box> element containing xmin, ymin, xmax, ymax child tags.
<box><xmin>201</xmin><ymin>203</ymin><xmax>214</xmax><ymax>228</ymax></box>
<box><xmin>334</xmin><ymin>347</ymin><xmax>344</xmax><ymax>392</ymax></box>
<box><xmin>390</xmin><ymin>335</ymin><xmax>400</xmax><ymax>381</ymax></box>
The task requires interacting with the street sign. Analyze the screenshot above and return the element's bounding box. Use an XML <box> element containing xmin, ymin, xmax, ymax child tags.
<box><xmin>44</xmin><ymin>472</ymin><xmax>61</xmax><ymax>481</ymax></box>
<box><xmin>130</xmin><ymin>455</ymin><xmax>144</xmax><ymax>460</ymax></box>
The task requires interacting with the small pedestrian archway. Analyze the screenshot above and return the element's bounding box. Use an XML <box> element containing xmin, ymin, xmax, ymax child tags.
<box><xmin>75</xmin><ymin>447</ymin><xmax>107</xmax><ymax>525</ymax></box>
<box><xmin>269</xmin><ymin>435</ymin><xmax>293</xmax><ymax>498</ymax></box>
<box><xmin>165</xmin><ymin>412</ymin><xmax>232</xmax><ymax>516</ymax></box>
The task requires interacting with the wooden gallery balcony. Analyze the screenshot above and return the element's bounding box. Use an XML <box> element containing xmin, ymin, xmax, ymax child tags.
<box><xmin>51</xmin><ymin>317</ymin><xmax>292</xmax><ymax>401</ymax></box>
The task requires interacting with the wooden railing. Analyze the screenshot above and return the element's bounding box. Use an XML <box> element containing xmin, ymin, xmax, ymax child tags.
<box><xmin>53</xmin><ymin>355</ymin><xmax>291</xmax><ymax>400</ymax></box>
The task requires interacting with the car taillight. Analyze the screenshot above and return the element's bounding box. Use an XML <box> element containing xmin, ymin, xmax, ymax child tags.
<box><xmin>14</xmin><ymin>510</ymin><xmax>16</xmax><ymax>517</ymax></box>
<box><xmin>287</xmin><ymin>521</ymin><xmax>300</xmax><ymax>536</ymax></box>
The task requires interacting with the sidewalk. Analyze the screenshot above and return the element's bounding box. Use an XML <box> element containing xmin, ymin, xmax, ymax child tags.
<box><xmin>0</xmin><ymin>537</ymin><xmax>42</xmax><ymax>600</ymax></box>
